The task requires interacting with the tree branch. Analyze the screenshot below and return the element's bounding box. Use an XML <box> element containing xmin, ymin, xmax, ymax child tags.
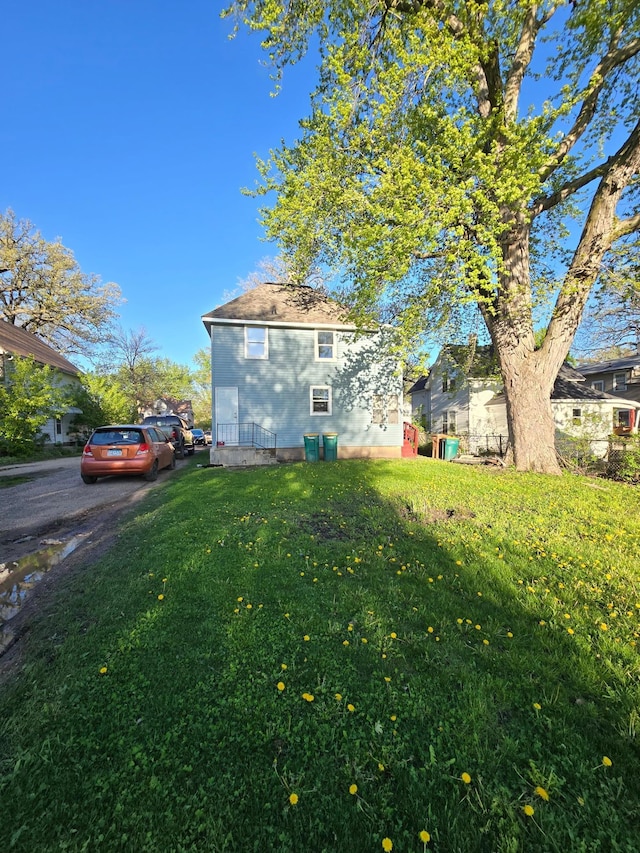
<box><xmin>539</xmin><ymin>36</ymin><xmax>640</xmax><ymax>182</ymax></box>
<box><xmin>504</xmin><ymin>4</ymin><xmax>557</xmax><ymax>122</ymax></box>
<box><xmin>531</xmin><ymin>159</ymin><xmax>612</xmax><ymax>216</ymax></box>
<box><xmin>612</xmin><ymin>212</ymin><xmax>640</xmax><ymax>241</ymax></box>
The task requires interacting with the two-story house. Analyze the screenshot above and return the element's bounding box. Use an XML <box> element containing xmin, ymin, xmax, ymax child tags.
<box><xmin>201</xmin><ymin>283</ymin><xmax>404</xmax><ymax>464</ymax></box>
<box><xmin>0</xmin><ymin>318</ymin><xmax>82</xmax><ymax>443</ymax></box>
<box><xmin>575</xmin><ymin>354</ymin><xmax>640</xmax><ymax>432</ymax></box>
<box><xmin>409</xmin><ymin>343</ymin><xmax>640</xmax><ymax>456</ymax></box>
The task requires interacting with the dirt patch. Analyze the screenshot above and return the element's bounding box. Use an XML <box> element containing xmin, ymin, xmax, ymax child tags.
<box><xmin>0</xmin><ymin>489</ymin><xmax>148</xmax><ymax>680</ymax></box>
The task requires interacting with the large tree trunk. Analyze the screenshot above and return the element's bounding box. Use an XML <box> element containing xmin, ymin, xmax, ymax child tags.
<box><xmin>499</xmin><ymin>348</ymin><xmax>561</xmax><ymax>473</ymax></box>
<box><xmin>485</xmin><ymin>212</ymin><xmax>567</xmax><ymax>474</ymax></box>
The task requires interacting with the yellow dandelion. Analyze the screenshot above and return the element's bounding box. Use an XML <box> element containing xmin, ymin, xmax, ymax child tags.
<box><xmin>303</xmin><ymin>634</ymin><xmax>310</xmax><ymax>641</ymax></box>
<box><xmin>349</xmin><ymin>784</ymin><xmax>358</xmax><ymax>795</ymax></box>
<box><xmin>533</xmin><ymin>702</ymin><xmax>541</xmax><ymax>710</ymax></box>
<box><xmin>378</xmin><ymin>762</ymin><xmax>385</xmax><ymax>772</ymax></box>
<box><xmin>289</xmin><ymin>792</ymin><xmax>299</xmax><ymax>805</ymax></box>
<box><xmin>347</xmin><ymin>703</ymin><xmax>355</xmax><ymax>712</ymax></box>
<box><xmin>343</xmin><ymin>640</ymin><xmax>350</xmax><ymax>646</ymax></box>
<box><xmin>277</xmin><ymin>682</ymin><xmax>285</xmax><ymax>692</ymax></box>
<box><xmin>390</xmin><ymin>714</ymin><xmax>397</xmax><ymax>721</ymax></box>
<box><xmin>419</xmin><ymin>830</ymin><xmax>431</xmax><ymax>843</ymax></box>
<box><xmin>461</xmin><ymin>772</ymin><xmax>471</xmax><ymax>784</ymax></box>
<box><xmin>361</xmin><ymin>637</ymin><xmax>368</xmax><ymax>644</ymax></box>
<box><xmin>600</xmin><ymin>623</ymin><xmax>608</xmax><ymax>631</ymax></box>
<box><xmin>281</xmin><ymin>663</ymin><xmax>287</xmax><ymax>670</ymax></box>
<box><xmin>162</xmin><ymin>577</ymin><xmax>167</xmax><ymax>583</ymax></box>
<box><xmin>99</xmin><ymin>666</ymin><xmax>108</xmax><ymax>675</ymax></box>
<box><xmin>246</xmin><ymin>603</ymin><xmax>253</xmax><ymax>609</ymax></box>
<box><xmin>384</xmin><ymin>676</ymin><xmax>391</xmax><ymax>683</ymax></box>
<box><xmin>523</xmin><ymin>804</ymin><xmax>534</xmax><ymax>816</ymax></box>
<box><xmin>483</xmin><ymin>639</ymin><xmax>490</xmax><ymax>645</ymax></box>
<box><xmin>567</xmin><ymin>627</ymin><xmax>575</xmax><ymax>635</ymax></box>
<box><xmin>602</xmin><ymin>756</ymin><xmax>612</xmax><ymax>767</ymax></box>
<box><xmin>157</xmin><ymin>593</ymin><xmax>164</xmax><ymax>600</ymax></box>
<box><xmin>335</xmin><ymin>693</ymin><xmax>342</xmax><ymax>701</ymax></box>
<box><xmin>427</xmin><ymin>626</ymin><xmax>434</xmax><ymax>634</ymax></box>
<box><xmin>237</xmin><ymin>596</ymin><xmax>244</xmax><ymax>602</ymax></box>
<box><xmin>302</xmin><ymin>692</ymin><xmax>315</xmax><ymax>702</ymax></box>
<box><xmin>382</xmin><ymin>839</ymin><xmax>393</xmax><ymax>852</ymax></box>
<box><xmin>507</xmin><ymin>631</ymin><xmax>513</xmax><ymax>638</ymax></box>
<box><xmin>535</xmin><ymin>786</ymin><xmax>549</xmax><ymax>801</ymax></box>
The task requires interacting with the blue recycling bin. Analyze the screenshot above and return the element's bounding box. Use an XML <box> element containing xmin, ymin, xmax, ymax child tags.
<box><xmin>303</xmin><ymin>433</ymin><xmax>320</xmax><ymax>462</ymax></box>
<box><xmin>322</xmin><ymin>433</ymin><xmax>338</xmax><ymax>461</ymax></box>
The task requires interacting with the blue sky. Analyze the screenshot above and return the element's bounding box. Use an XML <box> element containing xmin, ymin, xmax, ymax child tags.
<box><xmin>1</xmin><ymin>1</ymin><xmax>316</xmax><ymax>367</ymax></box>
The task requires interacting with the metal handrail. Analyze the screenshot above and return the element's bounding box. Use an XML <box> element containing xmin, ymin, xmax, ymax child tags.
<box><xmin>216</xmin><ymin>422</ymin><xmax>277</xmax><ymax>450</ymax></box>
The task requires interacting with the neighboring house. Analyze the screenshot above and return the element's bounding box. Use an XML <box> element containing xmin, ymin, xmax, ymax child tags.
<box><xmin>201</xmin><ymin>283</ymin><xmax>404</xmax><ymax>463</ymax></box>
<box><xmin>0</xmin><ymin>319</ymin><xmax>82</xmax><ymax>443</ymax></box>
<box><xmin>575</xmin><ymin>353</ymin><xmax>640</xmax><ymax>432</ymax></box>
<box><xmin>409</xmin><ymin>343</ymin><xmax>640</xmax><ymax>456</ymax></box>
<box><xmin>409</xmin><ymin>344</ymin><xmax>506</xmax><ymax>454</ymax></box>
<box><xmin>139</xmin><ymin>397</ymin><xmax>194</xmax><ymax>426</ymax></box>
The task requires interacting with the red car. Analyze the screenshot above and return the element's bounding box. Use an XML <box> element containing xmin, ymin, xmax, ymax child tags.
<box><xmin>81</xmin><ymin>425</ymin><xmax>176</xmax><ymax>484</ymax></box>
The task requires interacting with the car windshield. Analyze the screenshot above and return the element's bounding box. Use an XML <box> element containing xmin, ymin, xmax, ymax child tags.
<box><xmin>91</xmin><ymin>429</ymin><xmax>143</xmax><ymax>446</ymax></box>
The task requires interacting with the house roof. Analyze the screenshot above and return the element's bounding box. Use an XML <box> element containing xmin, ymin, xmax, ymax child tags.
<box><xmin>488</xmin><ymin>365</ymin><xmax>640</xmax><ymax>409</ymax></box>
<box><xmin>407</xmin><ymin>375</ymin><xmax>428</xmax><ymax>394</ymax></box>
<box><xmin>202</xmin><ymin>283</ymin><xmax>353</xmax><ymax>329</ymax></box>
<box><xmin>0</xmin><ymin>319</ymin><xmax>79</xmax><ymax>376</ymax></box>
<box><xmin>576</xmin><ymin>354</ymin><xmax>640</xmax><ymax>375</ymax></box>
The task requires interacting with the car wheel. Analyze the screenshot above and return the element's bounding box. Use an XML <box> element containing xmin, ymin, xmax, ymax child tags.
<box><xmin>144</xmin><ymin>460</ymin><xmax>159</xmax><ymax>482</ymax></box>
<box><xmin>176</xmin><ymin>441</ymin><xmax>185</xmax><ymax>459</ymax></box>
<box><xmin>81</xmin><ymin>474</ymin><xmax>98</xmax><ymax>484</ymax></box>
<box><xmin>187</xmin><ymin>445</ymin><xmax>195</xmax><ymax>456</ymax></box>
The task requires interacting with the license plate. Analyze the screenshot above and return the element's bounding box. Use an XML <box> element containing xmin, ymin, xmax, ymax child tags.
<box><xmin>107</xmin><ymin>448</ymin><xmax>123</xmax><ymax>456</ymax></box>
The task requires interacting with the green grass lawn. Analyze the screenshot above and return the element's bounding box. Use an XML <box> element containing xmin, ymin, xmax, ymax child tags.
<box><xmin>1</xmin><ymin>458</ymin><xmax>639</xmax><ymax>852</ymax></box>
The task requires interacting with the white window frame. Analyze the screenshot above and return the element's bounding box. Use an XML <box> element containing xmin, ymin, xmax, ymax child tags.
<box><xmin>315</xmin><ymin>330</ymin><xmax>336</xmax><ymax>361</ymax></box>
<box><xmin>448</xmin><ymin>410</ymin><xmax>457</xmax><ymax>433</ymax></box>
<box><xmin>372</xmin><ymin>394</ymin><xmax>400</xmax><ymax>425</ymax></box>
<box><xmin>310</xmin><ymin>385</ymin><xmax>332</xmax><ymax>415</ymax></box>
<box><xmin>613</xmin><ymin>371</ymin><xmax>627</xmax><ymax>391</ymax></box>
<box><xmin>591</xmin><ymin>380</ymin><xmax>604</xmax><ymax>392</ymax></box>
<box><xmin>245</xmin><ymin>326</ymin><xmax>268</xmax><ymax>359</ymax></box>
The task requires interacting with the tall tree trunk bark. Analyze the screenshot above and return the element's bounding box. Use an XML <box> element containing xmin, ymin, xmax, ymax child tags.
<box><xmin>499</xmin><ymin>348</ymin><xmax>561</xmax><ymax>473</ymax></box>
<box><xmin>484</xmin><ymin>212</ymin><xmax>566</xmax><ymax>474</ymax></box>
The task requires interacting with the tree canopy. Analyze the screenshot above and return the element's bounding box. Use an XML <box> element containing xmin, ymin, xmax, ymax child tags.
<box><xmin>0</xmin><ymin>209</ymin><xmax>122</xmax><ymax>358</ymax></box>
<box><xmin>227</xmin><ymin>0</ymin><xmax>640</xmax><ymax>472</ymax></box>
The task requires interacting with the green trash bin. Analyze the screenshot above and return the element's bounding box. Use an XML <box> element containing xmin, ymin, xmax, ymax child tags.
<box><xmin>322</xmin><ymin>433</ymin><xmax>338</xmax><ymax>461</ymax></box>
<box><xmin>303</xmin><ymin>433</ymin><xmax>320</xmax><ymax>462</ymax></box>
<box><xmin>443</xmin><ymin>437</ymin><xmax>460</xmax><ymax>460</ymax></box>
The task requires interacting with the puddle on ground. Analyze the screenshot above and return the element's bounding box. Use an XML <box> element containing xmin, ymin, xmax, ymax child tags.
<box><xmin>0</xmin><ymin>533</ymin><xmax>90</xmax><ymax>653</ymax></box>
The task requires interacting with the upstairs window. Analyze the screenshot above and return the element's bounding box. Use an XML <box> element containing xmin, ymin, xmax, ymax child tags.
<box><xmin>591</xmin><ymin>380</ymin><xmax>604</xmax><ymax>392</ymax></box>
<box><xmin>310</xmin><ymin>386</ymin><xmax>331</xmax><ymax>415</ymax></box>
<box><xmin>316</xmin><ymin>330</ymin><xmax>335</xmax><ymax>360</ymax></box>
<box><xmin>613</xmin><ymin>371</ymin><xmax>627</xmax><ymax>391</ymax></box>
<box><xmin>442</xmin><ymin>373</ymin><xmax>456</xmax><ymax>393</ymax></box>
<box><xmin>245</xmin><ymin>326</ymin><xmax>268</xmax><ymax>359</ymax></box>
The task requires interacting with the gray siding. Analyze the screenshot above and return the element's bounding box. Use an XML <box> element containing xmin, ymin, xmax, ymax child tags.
<box><xmin>211</xmin><ymin>324</ymin><xmax>402</xmax><ymax>448</ymax></box>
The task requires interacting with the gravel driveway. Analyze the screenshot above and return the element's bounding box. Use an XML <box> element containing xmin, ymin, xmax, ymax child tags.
<box><xmin>0</xmin><ymin>454</ymin><xmax>185</xmax><ymax>561</ymax></box>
